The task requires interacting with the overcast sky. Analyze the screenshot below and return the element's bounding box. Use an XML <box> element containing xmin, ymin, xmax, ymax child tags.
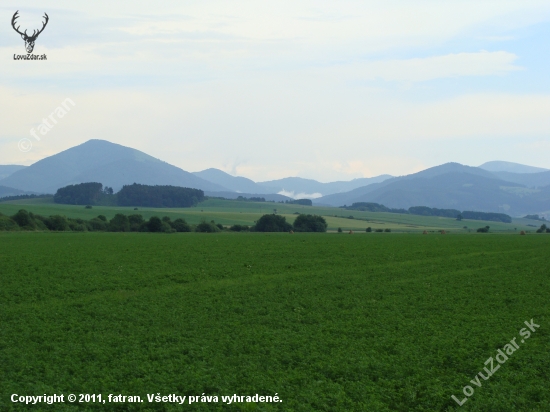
<box><xmin>1</xmin><ymin>1</ymin><xmax>550</xmax><ymax>182</ymax></box>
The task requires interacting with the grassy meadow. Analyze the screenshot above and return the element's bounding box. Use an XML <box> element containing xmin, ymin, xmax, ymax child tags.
<box><xmin>0</xmin><ymin>197</ymin><xmax>537</xmax><ymax>233</ymax></box>
<box><xmin>1</xmin><ymin>231</ymin><xmax>549</xmax><ymax>411</ymax></box>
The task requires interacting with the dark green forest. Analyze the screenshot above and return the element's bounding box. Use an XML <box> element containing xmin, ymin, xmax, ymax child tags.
<box><xmin>53</xmin><ymin>182</ymin><xmax>204</xmax><ymax>208</ymax></box>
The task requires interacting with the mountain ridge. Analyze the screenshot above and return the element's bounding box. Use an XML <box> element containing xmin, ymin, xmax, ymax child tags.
<box><xmin>478</xmin><ymin>161</ymin><xmax>548</xmax><ymax>174</ymax></box>
<box><xmin>1</xmin><ymin>142</ymin><xmax>548</xmax><ymax>215</ymax></box>
<box><xmin>0</xmin><ymin>140</ymin><xmax>230</xmax><ymax>194</ymax></box>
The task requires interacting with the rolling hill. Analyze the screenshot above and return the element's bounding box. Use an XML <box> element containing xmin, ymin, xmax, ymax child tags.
<box><xmin>316</xmin><ymin>163</ymin><xmax>550</xmax><ymax>216</ymax></box>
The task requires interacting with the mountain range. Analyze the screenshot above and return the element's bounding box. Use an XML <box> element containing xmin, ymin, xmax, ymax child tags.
<box><xmin>316</xmin><ymin>163</ymin><xmax>550</xmax><ymax>215</ymax></box>
<box><xmin>0</xmin><ymin>140</ymin><xmax>548</xmax><ymax>216</ymax></box>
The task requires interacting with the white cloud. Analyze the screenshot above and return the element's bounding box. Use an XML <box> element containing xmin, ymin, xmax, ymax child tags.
<box><xmin>277</xmin><ymin>190</ymin><xmax>323</xmax><ymax>199</ymax></box>
<box><xmin>2</xmin><ymin>2</ymin><xmax>550</xmax><ymax>180</ymax></box>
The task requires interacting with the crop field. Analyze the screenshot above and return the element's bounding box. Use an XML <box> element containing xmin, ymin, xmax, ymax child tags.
<box><xmin>1</xmin><ymin>232</ymin><xmax>549</xmax><ymax>411</ymax></box>
<box><xmin>0</xmin><ymin>198</ymin><xmax>535</xmax><ymax>233</ymax></box>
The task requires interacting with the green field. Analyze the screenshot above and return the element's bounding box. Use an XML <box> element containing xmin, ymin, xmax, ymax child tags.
<box><xmin>0</xmin><ymin>198</ymin><xmax>537</xmax><ymax>233</ymax></box>
<box><xmin>1</xmin><ymin>232</ymin><xmax>549</xmax><ymax>411</ymax></box>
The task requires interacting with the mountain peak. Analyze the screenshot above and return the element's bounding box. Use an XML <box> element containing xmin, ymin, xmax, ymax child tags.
<box><xmin>0</xmin><ymin>140</ymin><xmax>229</xmax><ymax>193</ymax></box>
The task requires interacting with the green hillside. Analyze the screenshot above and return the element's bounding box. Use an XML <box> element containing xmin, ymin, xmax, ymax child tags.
<box><xmin>0</xmin><ymin>197</ymin><xmax>536</xmax><ymax>233</ymax></box>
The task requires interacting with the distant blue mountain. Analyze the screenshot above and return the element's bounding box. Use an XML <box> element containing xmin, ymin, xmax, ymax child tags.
<box><xmin>0</xmin><ymin>185</ymin><xmax>28</xmax><ymax>198</ymax></box>
<box><xmin>256</xmin><ymin>175</ymin><xmax>393</xmax><ymax>197</ymax></box>
<box><xmin>316</xmin><ymin>163</ymin><xmax>550</xmax><ymax>216</ymax></box>
<box><xmin>0</xmin><ymin>140</ymin><xmax>229</xmax><ymax>194</ymax></box>
<box><xmin>478</xmin><ymin>161</ymin><xmax>548</xmax><ymax>174</ymax></box>
<box><xmin>0</xmin><ymin>165</ymin><xmax>27</xmax><ymax>180</ymax></box>
<box><xmin>193</xmin><ymin>168</ymin><xmax>277</xmax><ymax>194</ymax></box>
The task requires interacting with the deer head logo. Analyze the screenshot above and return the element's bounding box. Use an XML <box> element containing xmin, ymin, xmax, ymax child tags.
<box><xmin>12</xmin><ymin>11</ymin><xmax>49</xmax><ymax>54</ymax></box>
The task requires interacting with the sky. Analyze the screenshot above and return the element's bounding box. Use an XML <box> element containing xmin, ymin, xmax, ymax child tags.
<box><xmin>1</xmin><ymin>1</ymin><xmax>550</xmax><ymax>182</ymax></box>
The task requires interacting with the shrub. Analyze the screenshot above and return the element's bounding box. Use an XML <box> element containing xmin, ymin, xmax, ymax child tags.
<box><xmin>375</xmin><ymin>229</ymin><xmax>383</xmax><ymax>232</ymax></box>
<box><xmin>128</xmin><ymin>214</ymin><xmax>145</xmax><ymax>231</ymax></box>
<box><xmin>230</xmin><ymin>224</ymin><xmax>249</xmax><ymax>232</ymax></box>
<box><xmin>384</xmin><ymin>228</ymin><xmax>391</xmax><ymax>232</ymax></box>
<box><xmin>293</xmin><ymin>214</ymin><xmax>327</xmax><ymax>232</ymax></box>
<box><xmin>31</xmin><ymin>216</ymin><xmax>49</xmax><ymax>231</ymax></box>
<box><xmin>87</xmin><ymin>218</ymin><xmax>107</xmax><ymax>231</ymax></box>
<box><xmin>366</xmin><ymin>227</ymin><xmax>372</xmax><ymax>232</ymax></box>
<box><xmin>85</xmin><ymin>205</ymin><xmax>93</xmax><ymax>209</ymax></box>
<box><xmin>216</xmin><ymin>223</ymin><xmax>224</xmax><ymax>230</ymax></box>
<box><xmin>196</xmin><ymin>220</ymin><xmax>220</xmax><ymax>233</ymax></box>
<box><xmin>11</xmin><ymin>210</ymin><xmax>36</xmax><ymax>230</ymax></box>
<box><xmin>477</xmin><ymin>226</ymin><xmax>490</xmax><ymax>233</ymax></box>
<box><xmin>109</xmin><ymin>214</ymin><xmax>130</xmax><ymax>232</ymax></box>
<box><xmin>337</xmin><ymin>227</ymin><xmax>342</xmax><ymax>233</ymax></box>
<box><xmin>254</xmin><ymin>214</ymin><xmax>292</xmax><ymax>232</ymax></box>
<box><xmin>0</xmin><ymin>216</ymin><xmax>19</xmax><ymax>231</ymax></box>
<box><xmin>172</xmin><ymin>218</ymin><xmax>191</xmax><ymax>232</ymax></box>
<box><xmin>97</xmin><ymin>215</ymin><xmax>107</xmax><ymax>222</ymax></box>
<box><xmin>46</xmin><ymin>215</ymin><xmax>70</xmax><ymax>231</ymax></box>
<box><xmin>67</xmin><ymin>218</ymin><xmax>88</xmax><ymax>232</ymax></box>
<box><xmin>147</xmin><ymin>217</ymin><xmax>164</xmax><ymax>233</ymax></box>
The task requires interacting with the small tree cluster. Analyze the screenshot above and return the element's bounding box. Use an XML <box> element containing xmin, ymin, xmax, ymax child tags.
<box><xmin>254</xmin><ymin>214</ymin><xmax>292</xmax><ymax>232</ymax></box>
<box><xmin>253</xmin><ymin>214</ymin><xmax>327</xmax><ymax>233</ymax></box>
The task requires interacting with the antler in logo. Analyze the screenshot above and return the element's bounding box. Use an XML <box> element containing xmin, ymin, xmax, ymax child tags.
<box><xmin>12</xmin><ymin>11</ymin><xmax>49</xmax><ymax>54</ymax></box>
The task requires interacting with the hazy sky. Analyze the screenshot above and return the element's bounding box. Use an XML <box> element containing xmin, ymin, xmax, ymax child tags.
<box><xmin>1</xmin><ymin>1</ymin><xmax>550</xmax><ymax>182</ymax></box>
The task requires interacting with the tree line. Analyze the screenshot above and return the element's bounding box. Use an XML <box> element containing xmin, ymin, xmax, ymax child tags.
<box><xmin>54</xmin><ymin>182</ymin><xmax>204</xmax><ymax>208</ymax></box>
<box><xmin>0</xmin><ymin>209</ymin><xmax>193</xmax><ymax>233</ymax></box>
<box><xmin>344</xmin><ymin>202</ymin><xmax>512</xmax><ymax>223</ymax></box>
<box><xmin>0</xmin><ymin>210</ymin><xmax>327</xmax><ymax>234</ymax></box>
<box><xmin>0</xmin><ymin>194</ymin><xmax>53</xmax><ymax>203</ymax></box>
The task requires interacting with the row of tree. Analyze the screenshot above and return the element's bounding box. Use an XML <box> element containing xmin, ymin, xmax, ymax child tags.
<box><xmin>54</xmin><ymin>183</ymin><xmax>204</xmax><ymax>208</ymax></box>
<box><xmin>0</xmin><ymin>194</ymin><xmax>53</xmax><ymax>203</ymax></box>
<box><xmin>284</xmin><ymin>199</ymin><xmax>313</xmax><ymax>206</ymax></box>
<box><xmin>0</xmin><ymin>209</ymin><xmax>194</xmax><ymax>233</ymax></box>
<box><xmin>343</xmin><ymin>202</ymin><xmax>408</xmax><ymax>214</ymax></box>
<box><xmin>0</xmin><ymin>210</ymin><xmax>327</xmax><ymax>234</ymax></box>
<box><xmin>344</xmin><ymin>202</ymin><xmax>512</xmax><ymax>223</ymax></box>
